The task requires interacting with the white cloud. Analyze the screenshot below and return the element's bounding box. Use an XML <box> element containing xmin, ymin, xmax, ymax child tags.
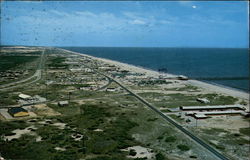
<box><xmin>7</xmin><ymin>8</ymin><xmax>179</xmax><ymax>37</ymax></box>
<box><xmin>75</xmin><ymin>11</ymin><xmax>96</xmax><ymax>17</ymax></box>
<box><xmin>130</xmin><ymin>19</ymin><xmax>146</xmax><ymax>25</ymax></box>
<box><xmin>192</xmin><ymin>5</ymin><xmax>197</xmax><ymax>9</ymax></box>
<box><xmin>50</xmin><ymin>10</ymin><xmax>70</xmax><ymax>17</ymax></box>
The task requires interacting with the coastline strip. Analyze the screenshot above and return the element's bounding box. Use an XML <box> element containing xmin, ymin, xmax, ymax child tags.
<box><xmin>60</xmin><ymin>48</ymin><xmax>249</xmax><ymax>101</ymax></box>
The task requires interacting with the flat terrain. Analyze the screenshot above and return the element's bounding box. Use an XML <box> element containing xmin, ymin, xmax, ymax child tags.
<box><xmin>0</xmin><ymin>46</ymin><xmax>249</xmax><ymax>160</ymax></box>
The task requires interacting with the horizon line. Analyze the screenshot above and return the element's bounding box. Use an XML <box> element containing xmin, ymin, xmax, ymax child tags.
<box><xmin>0</xmin><ymin>45</ymin><xmax>249</xmax><ymax>49</ymax></box>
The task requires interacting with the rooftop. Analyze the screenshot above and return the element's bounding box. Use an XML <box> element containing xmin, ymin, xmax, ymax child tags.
<box><xmin>181</xmin><ymin>104</ymin><xmax>245</xmax><ymax>110</ymax></box>
<box><xmin>8</xmin><ymin>107</ymin><xmax>28</xmax><ymax>114</ymax></box>
<box><xmin>18</xmin><ymin>93</ymin><xmax>32</xmax><ymax>99</ymax></box>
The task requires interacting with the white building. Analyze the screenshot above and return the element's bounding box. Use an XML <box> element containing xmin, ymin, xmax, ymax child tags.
<box><xmin>18</xmin><ymin>93</ymin><xmax>32</xmax><ymax>100</ymax></box>
<box><xmin>58</xmin><ymin>101</ymin><xmax>69</xmax><ymax>107</ymax></box>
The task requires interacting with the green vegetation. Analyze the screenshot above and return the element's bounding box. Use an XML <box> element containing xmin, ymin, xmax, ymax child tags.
<box><xmin>177</xmin><ymin>144</ymin><xmax>190</xmax><ymax>151</ymax></box>
<box><xmin>200</xmin><ymin>127</ymin><xmax>249</xmax><ymax>155</ymax></box>
<box><xmin>147</xmin><ymin>117</ymin><xmax>158</xmax><ymax>121</ymax></box>
<box><xmin>239</xmin><ymin>100</ymin><xmax>248</xmax><ymax>105</ymax></box>
<box><xmin>239</xmin><ymin>128</ymin><xmax>250</xmax><ymax>136</ymax></box>
<box><xmin>208</xmin><ymin>142</ymin><xmax>225</xmax><ymax>151</ymax></box>
<box><xmin>189</xmin><ymin>155</ymin><xmax>197</xmax><ymax>159</ymax></box>
<box><xmin>138</xmin><ymin>92</ymin><xmax>239</xmax><ymax>108</ymax></box>
<box><xmin>169</xmin><ymin>114</ymin><xmax>184</xmax><ymax>123</ymax></box>
<box><xmin>155</xmin><ymin>153</ymin><xmax>166</xmax><ymax>160</ymax></box>
<box><xmin>0</xmin><ymin>56</ymin><xmax>38</xmax><ymax>71</ymax></box>
<box><xmin>164</xmin><ymin>136</ymin><xmax>176</xmax><ymax>143</ymax></box>
<box><xmin>138</xmin><ymin>93</ymin><xmax>198</xmax><ymax>108</ymax></box>
<box><xmin>129</xmin><ymin>149</ymin><xmax>137</xmax><ymax>156</ymax></box>
<box><xmin>0</xmin><ymin>92</ymin><xmax>18</xmax><ymax>105</ymax></box>
<box><xmin>1</xmin><ymin>128</ymin><xmax>85</xmax><ymax>160</ymax></box>
<box><xmin>197</xmin><ymin>93</ymin><xmax>238</xmax><ymax>105</ymax></box>
<box><xmin>86</xmin><ymin>156</ymin><xmax>127</xmax><ymax>160</ymax></box>
<box><xmin>168</xmin><ymin>85</ymin><xmax>199</xmax><ymax>91</ymax></box>
<box><xmin>138</xmin><ymin>92</ymin><xmax>167</xmax><ymax>98</ymax></box>
<box><xmin>49</xmin><ymin>84</ymin><xmax>91</xmax><ymax>90</ymax></box>
<box><xmin>0</xmin><ymin>51</ymin><xmax>42</xmax><ymax>55</ymax></box>
<box><xmin>0</xmin><ymin>120</ymin><xmax>28</xmax><ymax>135</ymax></box>
<box><xmin>48</xmin><ymin>57</ymin><xmax>68</xmax><ymax>69</ymax></box>
<box><xmin>202</xmin><ymin>128</ymin><xmax>228</xmax><ymax>135</ymax></box>
<box><xmin>0</xmin><ymin>103</ymin><xmax>141</xmax><ymax>159</ymax></box>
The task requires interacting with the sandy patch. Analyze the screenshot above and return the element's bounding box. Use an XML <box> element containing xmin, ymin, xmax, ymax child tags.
<box><xmin>28</xmin><ymin>104</ymin><xmax>60</xmax><ymax>116</ymax></box>
<box><xmin>54</xmin><ymin>147</ymin><xmax>66</xmax><ymax>151</ymax></box>
<box><xmin>93</xmin><ymin>129</ymin><xmax>103</xmax><ymax>132</ymax></box>
<box><xmin>200</xmin><ymin>116</ymin><xmax>249</xmax><ymax>132</ymax></box>
<box><xmin>36</xmin><ymin>136</ymin><xmax>42</xmax><ymax>142</ymax></box>
<box><xmin>51</xmin><ymin>122</ymin><xmax>66</xmax><ymax>129</ymax></box>
<box><xmin>74</xmin><ymin>100</ymin><xmax>86</xmax><ymax>105</ymax></box>
<box><xmin>4</xmin><ymin>125</ymin><xmax>37</xmax><ymax>141</ymax></box>
<box><xmin>121</xmin><ymin>146</ymin><xmax>155</xmax><ymax>159</ymax></box>
<box><xmin>71</xmin><ymin>133</ymin><xmax>83</xmax><ymax>141</ymax></box>
<box><xmin>210</xmin><ymin>140</ymin><xmax>219</xmax><ymax>145</ymax></box>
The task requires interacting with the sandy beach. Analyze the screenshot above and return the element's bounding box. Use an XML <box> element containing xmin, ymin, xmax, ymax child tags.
<box><xmin>61</xmin><ymin>48</ymin><xmax>249</xmax><ymax>102</ymax></box>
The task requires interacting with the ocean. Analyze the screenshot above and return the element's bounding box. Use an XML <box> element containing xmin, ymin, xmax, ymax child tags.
<box><xmin>61</xmin><ymin>47</ymin><xmax>249</xmax><ymax>92</ymax></box>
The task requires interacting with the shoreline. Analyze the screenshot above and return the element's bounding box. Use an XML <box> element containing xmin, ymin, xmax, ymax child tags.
<box><xmin>60</xmin><ymin>48</ymin><xmax>249</xmax><ymax>101</ymax></box>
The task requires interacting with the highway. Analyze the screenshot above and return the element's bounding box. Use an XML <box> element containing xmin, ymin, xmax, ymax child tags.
<box><xmin>0</xmin><ymin>50</ymin><xmax>45</xmax><ymax>91</ymax></box>
<box><xmin>92</xmin><ymin>68</ymin><xmax>229</xmax><ymax>160</ymax></box>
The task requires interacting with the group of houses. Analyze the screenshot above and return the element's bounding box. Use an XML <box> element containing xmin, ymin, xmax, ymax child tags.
<box><xmin>181</xmin><ymin>104</ymin><xmax>248</xmax><ymax>119</ymax></box>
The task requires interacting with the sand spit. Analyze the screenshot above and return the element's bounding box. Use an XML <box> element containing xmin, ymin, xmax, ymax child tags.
<box><xmin>61</xmin><ymin>48</ymin><xmax>249</xmax><ymax>102</ymax></box>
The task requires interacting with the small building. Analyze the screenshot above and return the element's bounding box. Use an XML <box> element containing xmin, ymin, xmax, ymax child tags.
<box><xmin>199</xmin><ymin>110</ymin><xmax>244</xmax><ymax>116</ymax></box>
<box><xmin>186</xmin><ymin>110</ymin><xmax>245</xmax><ymax>119</ymax></box>
<box><xmin>180</xmin><ymin>104</ymin><xmax>245</xmax><ymax>111</ymax></box>
<box><xmin>106</xmin><ymin>88</ymin><xmax>116</xmax><ymax>92</ymax></box>
<box><xmin>177</xmin><ymin>75</ymin><xmax>188</xmax><ymax>80</ymax></box>
<box><xmin>69</xmin><ymin>68</ymin><xmax>82</xmax><ymax>72</ymax></box>
<box><xmin>194</xmin><ymin>113</ymin><xmax>208</xmax><ymax>119</ymax></box>
<box><xmin>58</xmin><ymin>101</ymin><xmax>69</xmax><ymax>107</ymax></box>
<box><xmin>18</xmin><ymin>93</ymin><xmax>32</xmax><ymax>100</ymax></box>
<box><xmin>8</xmin><ymin>107</ymin><xmax>29</xmax><ymax>117</ymax></box>
<box><xmin>196</xmin><ymin>98</ymin><xmax>210</xmax><ymax>104</ymax></box>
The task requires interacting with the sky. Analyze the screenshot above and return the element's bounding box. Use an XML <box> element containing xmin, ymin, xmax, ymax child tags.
<box><xmin>1</xmin><ymin>1</ymin><xmax>249</xmax><ymax>48</ymax></box>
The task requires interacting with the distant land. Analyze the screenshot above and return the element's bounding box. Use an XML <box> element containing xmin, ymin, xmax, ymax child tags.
<box><xmin>61</xmin><ymin>47</ymin><xmax>250</xmax><ymax>92</ymax></box>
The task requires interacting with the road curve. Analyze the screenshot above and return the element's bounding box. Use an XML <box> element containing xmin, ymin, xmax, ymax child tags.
<box><xmin>0</xmin><ymin>50</ymin><xmax>45</xmax><ymax>91</ymax></box>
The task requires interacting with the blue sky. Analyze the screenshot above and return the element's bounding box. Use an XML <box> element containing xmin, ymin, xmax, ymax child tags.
<box><xmin>1</xmin><ymin>1</ymin><xmax>249</xmax><ymax>48</ymax></box>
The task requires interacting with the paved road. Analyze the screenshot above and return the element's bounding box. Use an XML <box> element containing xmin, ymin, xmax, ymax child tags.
<box><xmin>96</xmin><ymin>78</ymin><xmax>112</xmax><ymax>91</ymax></box>
<box><xmin>0</xmin><ymin>50</ymin><xmax>45</xmax><ymax>91</ymax></box>
<box><xmin>90</xmin><ymin>67</ymin><xmax>229</xmax><ymax>160</ymax></box>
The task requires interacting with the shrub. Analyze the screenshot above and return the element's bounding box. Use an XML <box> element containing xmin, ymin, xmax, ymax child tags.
<box><xmin>239</xmin><ymin>128</ymin><xmax>250</xmax><ymax>136</ymax></box>
<box><xmin>129</xmin><ymin>149</ymin><xmax>137</xmax><ymax>156</ymax></box>
<box><xmin>164</xmin><ymin>136</ymin><xmax>176</xmax><ymax>143</ymax></box>
<box><xmin>177</xmin><ymin>144</ymin><xmax>190</xmax><ymax>151</ymax></box>
<box><xmin>155</xmin><ymin>153</ymin><xmax>165</xmax><ymax>160</ymax></box>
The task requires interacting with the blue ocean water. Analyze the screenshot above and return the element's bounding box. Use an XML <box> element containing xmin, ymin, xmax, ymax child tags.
<box><xmin>62</xmin><ymin>47</ymin><xmax>249</xmax><ymax>92</ymax></box>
